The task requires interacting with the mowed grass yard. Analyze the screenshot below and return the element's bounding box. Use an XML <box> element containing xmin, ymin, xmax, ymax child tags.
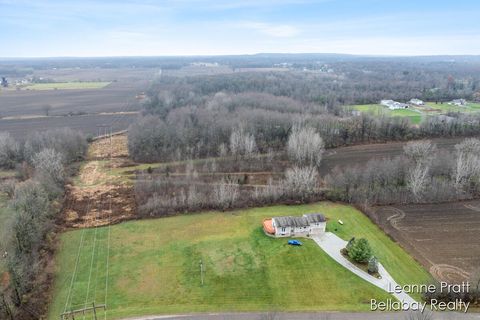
<box><xmin>424</xmin><ymin>102</ymin><xmax>480</xmax><ymax>113</ymax></box>
<box><xmin>48</xmin><ymin>202</ymin><xmax>431</xmax><ymax>319</ymax></box>
<box><xmin>23</xmin><ymin>82</ymin><xmax>111</xmax><ymax>90</ymax></box>
<box><xmin>352</xmin><ymin>104</ymin><xmax>423</xmax><ymax>124</ymax></box>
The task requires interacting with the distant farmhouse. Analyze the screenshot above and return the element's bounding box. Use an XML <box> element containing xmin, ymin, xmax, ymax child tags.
<box><xmin>263</xmin><ymin>213</ymin><xmax>326</xmax><ymax>238</ymax></box>
<box><xmin>409</xmin><ymin>98</ymin><xmax>424</xmax><ymax>105</ymax></box>
<box><xmin>380</xmin><ymin>100</ymin><xmax>409</xmax><ymax>110</ymax></box>
<box><xmin>449</xmin><ymin>99</ymin><xmax>467</xmax><ymax>107</ymax></box>
<box><xmin>1</xmin><ymin>77</ymin><xmax>7</xmax><ymax>88</ymax></box>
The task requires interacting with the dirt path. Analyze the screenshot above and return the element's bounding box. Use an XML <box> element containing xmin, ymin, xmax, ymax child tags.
<box><xmin>63</xmin><ymin>134</ymin><xmax>136</xmax><ymax>228</ymax></box>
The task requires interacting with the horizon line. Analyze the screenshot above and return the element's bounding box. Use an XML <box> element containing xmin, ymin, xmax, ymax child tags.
<box><xmin>1</xmin><ymin>52</ymin><xmax>480</xmax><ymax>60</ymax></box>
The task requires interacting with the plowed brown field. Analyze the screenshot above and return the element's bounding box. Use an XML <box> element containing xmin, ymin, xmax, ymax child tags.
<box><xmin>373</xmin><ymin>201</ymin><xmax>480</xmax><ymax>283</ymax></box>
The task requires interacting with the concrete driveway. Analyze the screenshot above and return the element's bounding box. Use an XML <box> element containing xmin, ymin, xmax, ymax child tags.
<box><xmin>311</xmin><ymin>233</ymin><xmax>416</xmax><ymax>308</ymax></box>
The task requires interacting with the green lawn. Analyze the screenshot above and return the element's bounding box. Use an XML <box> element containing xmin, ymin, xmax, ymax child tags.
<box><xmin>0</xmin><ymin>193</ymin><xmax>12</xmax><ymax>274</ymax></box>
<box><xmin>48</xmin><ymin>203</ymin><xmax>431</xmax><ymax>319</ymax></box>
<box><xmin>351</xmin><ymin>104</ymin><xmax>422</xmax><ymax>124</ymax></box>
<box><xmin>23</xmin><ymin>82</ymin><xmax>110</xmax><ymax>90</ymax></box>
<box><xmin>425</xmin><ymin>102</ymin><xmax>480</xmax><ymax>113</ymax></box>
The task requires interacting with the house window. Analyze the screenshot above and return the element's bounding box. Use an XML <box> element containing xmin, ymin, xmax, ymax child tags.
<box><xmin>281</xmin><ymin>227</ymin><xmax>286</xmax><ymax>232</ymax></box>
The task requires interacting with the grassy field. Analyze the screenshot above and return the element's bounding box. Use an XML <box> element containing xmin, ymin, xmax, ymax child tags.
<box><xmin>0</xmin><ymin>192</ymin><xmax>12</xmax><ymax>273</ymax></box>
<box><xmin>352</xmin><ymin>104</ymin><xmax>423</xmax><ymax>124</ymax></box>
<box><xmin>23</xmin><ymin>82</ymin><xmax>111</xmax><ymax>90</ymax></box>
<box><xmin>424</xmin><ymin>102</ymin><xmax>480</xmax><ymax>113</ymax></box>
<box><xmin>48</xmin><ymin>202</ymin><xmax>430</xmax><ymax>319</ymax></box>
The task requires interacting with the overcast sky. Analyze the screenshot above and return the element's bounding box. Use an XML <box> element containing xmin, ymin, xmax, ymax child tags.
<box><xmin>1</xmin><ymin>0</ymin><xmax>479</xmax><ymax>57</ymax></box>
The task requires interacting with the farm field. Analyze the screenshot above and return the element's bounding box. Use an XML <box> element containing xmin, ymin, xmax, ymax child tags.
<box><xmin>0</xmin><ymin>113</ymin><xmax>138</xmax><ymax>140</ymax></box>
<box><xmin>373</xmin><ymin>201</ymin><xmax>480</xmax><ymax>284</ymax></box>
<box><xmin>0</xmin><ymin>67</ymin><xmax>153</xmax><ymax>139</ymax></box>
<box><xmin>320</xmin><ymin>137</ymin><xmax>463</xmax><ymax>176</ymax></box>
<box><xmin>29</xmin><ymin>68</ymin><xmax>157</xmax><ymax>82</ymax></box>
<box><xmin>22</xmin><ymin>81</ymin><xmax>111</xmax><ymax>90</ymax></box>
<box><xmin>48</xmin><ymin>202</ymin><xmax>430</xmax><ymax>319</ymax></box>
<box><xmin>351</xmin><ymin>104</ymin><xmax>423</xmax><ymax>124</ymax></box>
<box><xmin>0</xmin><ymin>81</ymin><xmax>144</xmax><ymax>118</ymax></box>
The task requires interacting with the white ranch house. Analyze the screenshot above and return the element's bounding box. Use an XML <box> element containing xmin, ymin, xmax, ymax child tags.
<box><xmin>409</xmin><ymin>98</ymin><xmax>424</xmax><ymax>105</ymax></box>
<box><xmin>380</xmin><ymin>100</ymin><xmax>409</xmax><ymax>110</ymax></box>
<box><xmin>449</xmin><ymin>99</ymin><xmax>467</xmax><ymax>107</ymax></box>
<box><xmin>263</xmin><ymin>213</ymin><xmax>326</xmax><ymax>238</ymax></box>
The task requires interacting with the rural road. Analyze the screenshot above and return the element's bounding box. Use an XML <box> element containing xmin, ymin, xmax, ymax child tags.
<box><xmin>312</xmin><ymin>233</ymin><xmax>416</xmax><ymax>308</ymax></box>
<box><xmin>122</xmin><ymin>311</ymin><xmax>480</xmax><ymax>320</ymax></box>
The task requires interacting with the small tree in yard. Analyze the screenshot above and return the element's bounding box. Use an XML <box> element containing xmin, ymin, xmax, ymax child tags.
<box><xmin>348</xmin><ymin>238</ymin><xmax>373</xmax><ymax>264</ymax></box>
<box><xmin>368</xmin><ymin>256</ymin><xmax>379</xmax><ymax>274</ymax></box>
<box><xmin>346</xmin><ymin>237</ymin><xmax>355</xmax><ymax>252</ymax></box>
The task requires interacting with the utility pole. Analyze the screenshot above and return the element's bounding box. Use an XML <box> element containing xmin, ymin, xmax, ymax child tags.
<box><xmin>199</xmin><ymin>259</ymin><xmax>204</xmax><ymax>286</ymax></box>
<box><xmin>60</xmin><ymin>303</ymin><xmax>105</xmax><ymax>320</ymax></box>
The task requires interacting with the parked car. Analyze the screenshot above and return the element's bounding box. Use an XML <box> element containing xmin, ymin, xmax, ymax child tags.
<box><xmin>288</xmin><ymin>240</ymin><xmax>303</xmax><ymax>246</ymax></box>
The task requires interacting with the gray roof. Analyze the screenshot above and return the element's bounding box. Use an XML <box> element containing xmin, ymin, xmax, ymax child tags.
<box><xmin>304</xmin><ymin>213</ymin><xmax>326</xmax><ymax>223</ymax></box>
<box><xmin>273</xmin><ymin>213</ymin><xmax>326</xmax><ymax>228</ymax></box>
<box><xmin>273</xmin><ymin>216</ymin><xmax>309</xmax><ymax>228</ymax></box>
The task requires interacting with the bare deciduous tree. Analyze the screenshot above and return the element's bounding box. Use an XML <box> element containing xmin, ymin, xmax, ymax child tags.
<box><xmin>0</xmin><ymin>132</ymin><xmax>20</xmax><ymax>169</ymax></box>
<box><xmin>229</xmin><ymin>126</ymin><xmax>257</xmax><ymax>158</ymax></box>
<box><xmin>404</xmin><ymin>141</ymin><xmax>436</xmax><ymax>199</ymax></box>
<box><xmin>407</xmin><ymin>163</ymin><xmax>430</xmax><ymax>199</ymax></box>
<box><xmin>212</xmin><ymin>178</ymin><xmax>239</xmax><ymax>209</ymax></box>
<box><xmin>454</xmin><ymin>138</ymin><xmax>480</xmax><ymax>192</ymax></box>
<box><xmin>287</xmin><ymin>125</ymin><xmax>324</xmax><ymax>167</ymax></box>
<box><xmin>32</xmin><ymin>148</ymin><xmax>65</xmax><ymax>187</ymax></box>
<box><xmin>403</xmin><ymin>140</ymin><xmax>436</xmax><ymax>165</ymax></box>
<box><xmin>42</xmin><ymin>104</ymin><xmax>52</xmax><ymax>116</ymax></box>
<box><xmin>282</xmin><ymin>166</ymin><xmax>319</xmax><ymax>201</ymax></box>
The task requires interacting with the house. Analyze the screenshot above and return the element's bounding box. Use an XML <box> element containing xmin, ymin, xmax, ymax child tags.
<box><xmin>263</xmin><ymin>213</ymin><xmax>326</xmax><ymax>238</ymax></box>
<box><xmin>380</xmin><ymin>100</ymin><xmax>409</xmax><ymax>110</ymax></box>
<box><xmin>409</xmin><ymin>98</ymin><xmax>424</xmax><ymax>105</ymax></box>
<box><xmin>1</xmin><ymin>77</ymin><xmax>7</xmax><ymax>88</ymax></box>
<box><xmin>448</xmin><ymin>99</ymin><xmax>467</xmax><ymax>107</ymax></box>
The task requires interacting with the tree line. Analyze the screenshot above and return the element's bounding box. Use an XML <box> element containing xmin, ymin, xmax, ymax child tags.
<box><xmin>134</xmin><ymin>125</ymin><xmax>325</xmax><ymax>217</ymax></box>
<box><xmin>326</xmin><ymin>139</ymin><xmax>480</xmax><ymax>206</ymax></box>
<box><xmin>0</xmin><ymin>128</ymin><xmax>87</xmax><ymax>320</ymax></box>
<box><xmin>129</xmin><ymin>101</ymin><xmax>480</xmax><ymax>164</ymax></box>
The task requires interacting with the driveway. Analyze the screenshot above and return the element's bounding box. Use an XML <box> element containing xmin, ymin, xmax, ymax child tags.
<box><xmin>311</xmin><ymin>233</ymin><xmax>416</xmax><ymax>308</ymax></box>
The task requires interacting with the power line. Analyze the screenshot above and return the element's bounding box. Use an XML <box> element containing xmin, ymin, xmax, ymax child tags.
<box><xmin>82</xmin><ymin>196</ymin><xmax>100</xmax><ymax>320</ymax></box>
<box><xmin>104</xmin><ymin>126</ymin><xmax>113</xmax><ymax>320</ymax></box>
<box><xmin>63</xmin><ymin>200</ymin><xmax>91</xmax><ymax>315</ymax></box>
